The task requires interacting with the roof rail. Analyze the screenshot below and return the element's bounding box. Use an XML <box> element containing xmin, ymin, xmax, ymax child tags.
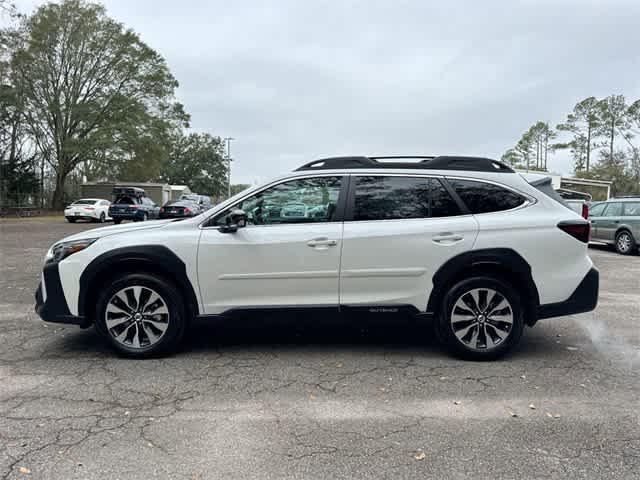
<box><xmin>294</xmin><ymin>155</ymin><xmax>515</xmax><ymax>173</ymax></box>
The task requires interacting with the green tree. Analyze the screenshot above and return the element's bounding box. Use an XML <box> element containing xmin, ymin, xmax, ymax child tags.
<box><xmin>161</xmin><ymin>133</ymin><xmax>228</xmax><ymax>197</ymax></box>
<box><xmin>556</xmin><ymin>97</ymin><xmax>601</xmax><ymax>173</ymax></box>
<box><xmin>504</xmin><ymin>122</ymin><xmax>555</xmax><ymax>171</ymax></box>
<box><xmin>230</xmin><ymin>183</ymin><xmax>251</xmax><ymax>196</ymax></box>
<box><xmin>9</xmin><ymin>0</ymin><xmax>188</xmax><ymax>208</ymax></box>
<box><xmin>597</xmin><ymin>95</ymin><xmax>630</xmax><ymax>165</ymax></box>
<box><xmin>580</xmin><ymin>149</ymin><xmax>640</xmax><ymax>197</ymax></box>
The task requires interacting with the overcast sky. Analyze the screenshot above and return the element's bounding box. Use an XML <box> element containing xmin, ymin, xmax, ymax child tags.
<box><xmin>12</xmin><ymin>0</ymin><xmax>640</xmax><ymax>184</ymax></box>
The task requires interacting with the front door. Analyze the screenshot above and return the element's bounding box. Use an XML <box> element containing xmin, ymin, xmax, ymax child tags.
<box><xmin>598</xmin><ymin>202</ymin><xmax>623</xmax><ymax>242</ymax></box>
<box><xmin>197</xmin><ymin>175</ymin><xmax>345</xmax><ymax>314</ymax></box>
<box><xmin>339</xmin><ymin>175</ymin><xmax>478</xmax><ymax>310</ymax></box>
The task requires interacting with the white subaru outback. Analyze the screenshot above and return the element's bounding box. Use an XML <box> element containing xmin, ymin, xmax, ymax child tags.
<box><xmin>35</xmin><ymin>156</ymin><xmax>599</xmax><ymax>360</ymax></box>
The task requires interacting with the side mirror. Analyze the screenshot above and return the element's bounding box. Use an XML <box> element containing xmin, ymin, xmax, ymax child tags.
<box><xmin>219</xmin><ymin>209</ymin><xmax>247</xmax><ymax>233</ymax></box>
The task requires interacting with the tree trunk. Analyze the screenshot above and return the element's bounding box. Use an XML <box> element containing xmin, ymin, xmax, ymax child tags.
<box><xmin>51</xmin><ymin>169</ymin><xmax>68</xmax><ymax>210</ymax></box>
<box><xmin>609</xmin><ymin>124</ymin><xmax>615</xmax><ymax>164</ymax></box>
<box><xmin>586</xmin><ymin>125</ymin><xmax>591</xmax><ymax>172</ymax></box>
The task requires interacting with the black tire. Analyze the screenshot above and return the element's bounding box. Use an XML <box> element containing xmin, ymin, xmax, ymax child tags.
<box><xmin>436</xmin><ymin>276</ymin><xmax>524</xmax><ymax>361</ymax></box>
<box><xmin>615</xmin><ymin>230</ymin><xmax>636</xmax><ymax>255</ymax></box>
<box><xmin>95</xmin><ymin>273</ymin><xmax>188</xmax><ymax>358</ymax></box>
<box><xmin>98</xmin><ymin>212</ymin><xmax>106</xmax><ymax>223</ymax></box>
<box><xmin>66</xmin><ymin>217</ymin><xmax>76</xmax><ymax>223</ymax></box>
<box><xmin>113</xmin><ymin>218</ymin><xmax>122</xmax><ymax>225</ymax></box>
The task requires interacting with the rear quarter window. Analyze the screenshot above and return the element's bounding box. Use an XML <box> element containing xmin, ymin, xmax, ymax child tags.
<box><xmin>623</xmin><ymin>202</ymin><xmax>640</xmax><ymax>216</ymax></box>
<box><xmin>448</xmin><ymin>179</ymin><xmax>525</xmax><ymax>214</ymax></box>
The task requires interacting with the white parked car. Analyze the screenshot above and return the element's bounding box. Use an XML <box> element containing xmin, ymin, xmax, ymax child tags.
<box><xmin>37</xmin><ymin>156</ymin><xmax>598</xmax><ymax>359</ymax></box>
<box><xmin>64</xmin><ymin>198</ymin><xmax>112</xmax><ymax>223</ymax></box>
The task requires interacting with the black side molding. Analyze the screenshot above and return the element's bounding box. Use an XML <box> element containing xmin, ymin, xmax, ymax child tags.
<box><xmin>35</xmin><ymin>264</ymin><xmax>90</xmax><ymax>328</ymax></box>
<box><xmin>426</xmin><ymin>248</ymin><xmax>540</xmax><ymax>325</ymax></box>
<box><xmin>537</xmin><ymin>267</ymin><xmax>599</xmax><ymax>320</ymax></box>
<box><xmin>78</xmin><ymin>245</ymin><xmax>200</xmax><ymax>319</ymax></box>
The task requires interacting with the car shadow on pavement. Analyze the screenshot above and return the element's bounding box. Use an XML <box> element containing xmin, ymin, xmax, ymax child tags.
<box><xmin>51</xmin><ymin>311</ymin><xmax>566</xmax><ymax>359</ymax></box>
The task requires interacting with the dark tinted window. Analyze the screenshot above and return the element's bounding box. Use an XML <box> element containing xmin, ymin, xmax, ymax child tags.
<box><xmin>430</xmin><ymin>179</ymin><xmax>462</xmax><ymax>217</ymax></box>
<box><xmin>115</xmin><ymin>196</ymin><xmax>138</xmax><ymax>205</ymax></box>
<box><xmin>603</xmin><ymin>202</ymin><xmax>622</xmax><ymax>217</ymax></box>
<box><xmin>449</xmin><ymin>179</ymin><xmax>525</xmax><ymax>214</ymax></box>
<box><xmin>623</xmin><ymin>202</ymin><xmax>640</xmax><ymax>216</ymax></box>
<box><xmin>352</xmin><ymin>176</ymin><xmax>460</xmax><ymax>221</ymax></box>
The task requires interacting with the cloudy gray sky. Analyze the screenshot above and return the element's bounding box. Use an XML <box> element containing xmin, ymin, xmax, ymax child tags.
<box><xmin>14</xmin><ymin>0</ymin><xmax>640</xmax><ymax>184</ymax></box>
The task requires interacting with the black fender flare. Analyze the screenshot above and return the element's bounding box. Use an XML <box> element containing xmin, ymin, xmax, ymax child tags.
<box><xmin>78</xmin><ymin>245</ymin><xmax>200</xmax><ymax>319</ymax></box>
<box><xmin>426</xmin><ymin>248</ymin><xmax>540</xmax><ymax>325</ymax></box>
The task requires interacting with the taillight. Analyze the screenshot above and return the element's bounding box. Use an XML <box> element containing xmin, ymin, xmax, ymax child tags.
<box><xmin>581</xmin><ymin>203</ymin><xmax>589</xmax><ymax>219</ymax></box>
<box><xmin>84</xmin><ymin>207</ymin><xmax>95</xmax><ymax>211</ymax></box>
<box><xmin>160</xmin><ymin>207</ymin><xmax>165</xmax><ymax>212</ymax></box>
<box><xmin>184</xmin><ymin>207</ymin><xmax>191</xmax><ymax>214</ymax></box>
<box><xmin>129</xmin><ymin>204</ymin><xmax>139</xmax><ymax>209</ymax></box>
<box><xmin>558</xmin><ymin>221</ymin><xmax>590</xmax><ymax>243</ymax></box>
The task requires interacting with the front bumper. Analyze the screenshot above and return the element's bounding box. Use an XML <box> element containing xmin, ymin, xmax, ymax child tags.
<box><xmin>35</xmin><ymin>262</ymin><xmax>90</xmax><ymax>327</ymax></box>
<box><xmin>537</xmin><ymin>267</ymin><xmax>599</xmax><ymax>320</ymax></box>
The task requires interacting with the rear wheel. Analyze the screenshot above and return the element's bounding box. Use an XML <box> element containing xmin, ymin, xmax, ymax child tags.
<box><xmin>98</xmin><ymin>212</ymin><xmax>106</xmax><ymax>223</ymax></box>
<box><xmin>95</xmin><ymin>273</ymin><xmax>187</xmax><ymax>358</ymax></box>
<box><xmin>615</xmin><ymin>230</ymin><xmax>636</xmax><ymax>255</ymax></box>
<box><xmin>436</xmin><ymin>276</ymin><xmax>524</xmax><ymax>360</ymax></box>
<box><xmin>66</xmin><ymin>217</ymin><xmax>76</xmax><ymax>223</ymax></box>
<box><xmin>113</xmin><ymin>218</ymin><xmax>122</xmax><ymax>225</ymax></box>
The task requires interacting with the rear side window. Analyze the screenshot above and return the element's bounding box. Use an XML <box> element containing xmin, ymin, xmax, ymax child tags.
<box><xmin>352</xmin><ymin>176</ymin><xmax>461</xmax><ymax>221</ymax></box>
<box><xmin>623</xmin><ymin>202</ymin><xmax>640</xmax><ymax>216</ymax></box>
<box><xmin>449</xmin><ymin>179</ymin><xmax>525</xmax><ymax>214</ymax></box>
<box><xmin>603</xmin><ymin>203</ymin><xmax>623</xmax><ymax>217</ymax></box>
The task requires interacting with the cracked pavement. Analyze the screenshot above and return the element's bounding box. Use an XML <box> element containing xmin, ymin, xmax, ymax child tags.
<box><xmin>0</xmin><ymin>219</ymin><xmax>639</xmax><ymax>479</ymax></box>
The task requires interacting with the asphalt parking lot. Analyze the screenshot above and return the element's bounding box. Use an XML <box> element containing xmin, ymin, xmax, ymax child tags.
<box><xmin>0</xmin><ymin>219</ymin><xmax>639</xmax><ymax>479</ymax></box>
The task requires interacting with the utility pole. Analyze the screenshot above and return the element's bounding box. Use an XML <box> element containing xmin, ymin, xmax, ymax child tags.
<box><xmin>224</xmin><ymin>137</ymin><xmax>234</xmax><ymax>198</ymax></box>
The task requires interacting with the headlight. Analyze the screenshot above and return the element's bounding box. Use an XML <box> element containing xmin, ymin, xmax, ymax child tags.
<box><xmin>45</xmin><ymin>238</ymin><xmax>98</xmax><ymax>264</ymax></box>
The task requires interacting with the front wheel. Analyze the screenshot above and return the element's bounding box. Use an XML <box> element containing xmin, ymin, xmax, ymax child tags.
<box><xmin>436</xmin><ymin>276</ymin><xmax>524</xmax><ymax>360</ymax></box>
<box><xmin>615</xmin><ymin>230</ymin><xmax>636</xmax><ymax>255</ymax></box>
<box><xmin>95</xmin><ymin>273</ymin><xmax>187</xmax><ymax>358</ymax></box>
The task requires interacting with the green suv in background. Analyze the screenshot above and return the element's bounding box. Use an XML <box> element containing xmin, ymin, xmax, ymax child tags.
<box><xmin>589</xmin><ymin>197</ymin><xmax>640</xmax><ymax>255</ymax></box>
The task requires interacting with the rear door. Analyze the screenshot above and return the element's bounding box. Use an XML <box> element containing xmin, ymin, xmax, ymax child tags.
<box><xmin>598</xmin><ymin>202</ymin><xmax>623</xmax><ymax>242</ymax></box>
<box><xmin>339</xmin><ymin>175</ymin><xmax>478</xmax><ymax>311</ymax></box>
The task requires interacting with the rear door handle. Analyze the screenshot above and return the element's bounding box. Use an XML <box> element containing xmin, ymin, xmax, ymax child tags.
<box><xmin>432</xmin><ymin>233</ymin><xmax>464</xmax><ymax>244</ymax></box>
<box><xmin>307</xmin><ymin>237</ymin><xmax>338</xmax><ymax>248</ymax></box>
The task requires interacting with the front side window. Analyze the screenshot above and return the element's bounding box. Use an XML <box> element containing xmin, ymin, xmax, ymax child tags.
<box><xmin>603</xmin><ymin>202</ymin><xmax>622</xmax><ymax>217</ymax></box>
<box><xmin>589</xmin><ymin>203</ymin><xmax>606</xmax><ymax>216</ymax></box>
<box><xmin>214</xmin><ymin>176</ymin><xmax>343</xmax><ymax>226</ymax></box>
<box><xmin>449</xmin><ymin>179</ymin><xmax>526</xmax><ymax>214</ymax></box>
<box><xmin>351</xmin><ymin>176</ymin><xmax>461</xmax><ymax>221</ymax></box>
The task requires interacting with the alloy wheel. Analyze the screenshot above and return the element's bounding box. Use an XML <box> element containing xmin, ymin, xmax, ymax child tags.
<box><xmin>617</xmin><ymin>233</ymin><xmax>631</xmax><ymax>253</ymax></box>
<box><xmin>105</xmin><ymin>286</ymin><xmax>170</xmax><ymax>349</ymax></box>
<box><xmin>450</xmin><ymin>288</ymin><xmax>513</xmax><ymax>351</ymax></box>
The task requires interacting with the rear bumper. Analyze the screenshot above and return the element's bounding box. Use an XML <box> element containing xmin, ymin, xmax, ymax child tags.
<box><xmin>35</xmin><ymin>263</ymin><xmax>89</xmax><ymax>327</ymax></box>
<box><xmin>109</xmin><ymin>211</ymin><xmax>144</xmax><ymax>220</ymax></box>
<box><xmin>537</xmin><ymin>267</ymin><xmax>599</xmax><ymax>320</ymax></box>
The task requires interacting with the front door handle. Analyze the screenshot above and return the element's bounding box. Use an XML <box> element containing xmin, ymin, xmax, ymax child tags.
<box><xmin>432</xmin><ymin>233</ymin><xmax>464</xmax><ymax>244</ymax></box>
<box><xmin>307</xmin><ymin>237</ymin><xmax>338</xmax><ymax>248</ymax></box>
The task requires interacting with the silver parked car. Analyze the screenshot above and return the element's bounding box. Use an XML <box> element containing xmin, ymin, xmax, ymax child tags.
<box><xmin>589</xmin><ymin>197</ymin><xmax>640</xmax><ymax>255</ymax></box>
